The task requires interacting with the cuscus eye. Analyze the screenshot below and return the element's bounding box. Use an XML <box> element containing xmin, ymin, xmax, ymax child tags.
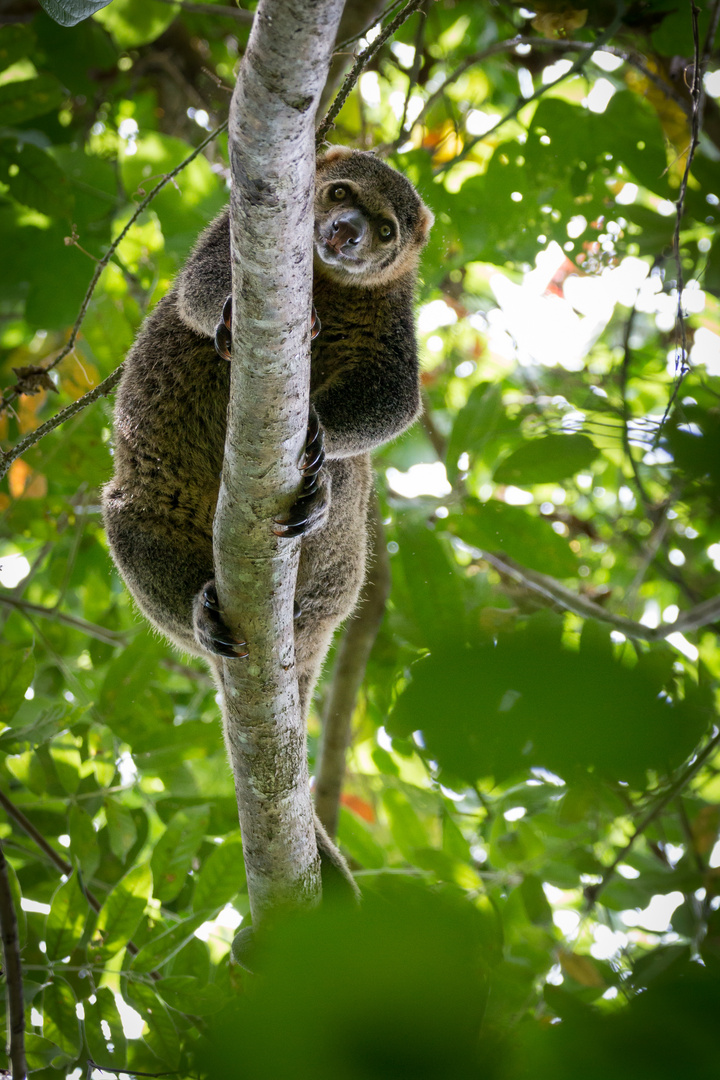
<box><xmin>378</xmin><ymin>222</ymin><xmax>394</xmax><ymax>241</ymax></box>
<box><xmin>330</xmin><ymin>185</ymin><xmax>347</xmax><ymax>201</ymax></box>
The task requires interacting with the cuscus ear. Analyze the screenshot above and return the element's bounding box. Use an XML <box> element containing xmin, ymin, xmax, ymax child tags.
<box><xmin>318</xmin><ymin>145</ymin><xmax>355</xmax><ymax>166</ymax></box>
<box><xmin>416</xmin><ymin>201</ymin><xmax>434</xmax><ymax>244</ymax></box>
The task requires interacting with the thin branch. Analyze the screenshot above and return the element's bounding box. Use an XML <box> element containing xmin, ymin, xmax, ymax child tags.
<box><xmin>315</xmin><ymin>495</ymin><xmax>391</xmax><ymax>838</ymax></box>
<box><xmin>433</xmin><ymin>7</ymin><xmax>627</xmax><ymax>175</ymax></box>
<box><xmin>478</xmin><ymin>548</ymin><xmax>720</xmax><ymax>642</ymax></box>
<box><xmin>0</xmin><ymin>595</ymin><xmax>128</xmax><ymax>646</ymax></box>
<box><xmin>619</xmin><ymin>303</ymin><xmax>653</xmax><ymax>512</ymax></box>
<box><xmin>335</xmin><ymin>0</ymin><xmax>407</xmax><ymax>51</ymax></box>
<box><xmin>0</xmin><ymin>838</ymin><xmax>26</xmax><ymax>1080</ymax></box>
<box><xmin>584</xmin><ymin>730</ymin><xmax>720</xmax><ymax>909</ymax></box>
<box><xmin>0</xmin><ymin>121</ymin><xmax>228</xmax><ymax>468</ymax></box>
<box><xmin>316</xmin><ymin>0</ymin><xmax>427</xmax><ymax>146</ymax></box>
<box><xmin>394</xmin><ymin>0</ymin><xmax>428</xmax><ymax>147</ymax></box>
<box><xmin>656</xmin><ymin>1</ymin><xmax>704</xmax><ymax>441</ymax></box>
<box><xmin>150</xmin><ymin>0</ymin><xmax>253</xmax><ymax>20</ymax></box>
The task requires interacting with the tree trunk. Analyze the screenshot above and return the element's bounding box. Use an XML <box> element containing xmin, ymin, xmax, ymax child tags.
<box><xmin>214</xmin><ymin>0</ymin><xmax>345</xmax><ymax>924</ymax></box>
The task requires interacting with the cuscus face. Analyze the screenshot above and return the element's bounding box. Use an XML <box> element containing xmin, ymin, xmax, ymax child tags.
<box><xmin>313</xmin><ymin>146</ymin><xmax>433</xmax><ymax>287</ymax></box>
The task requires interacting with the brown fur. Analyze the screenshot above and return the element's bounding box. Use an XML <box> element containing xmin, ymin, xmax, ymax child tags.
<box><xmin>102</xmin><ymin>149</ymin><xmax>432</xmax><ymax>884</ymax></box>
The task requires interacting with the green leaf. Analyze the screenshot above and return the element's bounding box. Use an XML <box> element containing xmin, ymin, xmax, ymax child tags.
<box><xmin>519</xmin><ymin>875</ymin><xmax>553</xmax><ymax>926</ymax></box>
<box><xmin>0</xmin><ymin>25</ymin><xmax>34</xmax><ymax>73</ymax></box>
<box><xmin>68</xmin><ymin>804</ymin><xmax>100</xmax><ymax>880</ymax></box>
<box><xmin>493</xmin><ymin>434</ymin><xmax>599</xmax><ymax>485</ymax></box>
<box><xmin>151</xmin><ymin>805</ymin><xmax>209</xmax><ymax>903</ymax></box>
<box><xmin>84</xmin><ymin>986</ymin><xmax>127</xmax><ymax>1070</ymax></box>
<box><xmin>130</xmin><ymin>912</ymin><xmax>209</xmax><ymax>974</ymax></box>
<box><xmin>24</xmin><ymin>1032</ymin><xmax>62</xmax><ymax>1072</ymax></box>
<box><xmin>193</xmin><ymin>835</ymin><xmax>245</xmax><ymax>912</ymax></box>
<box><xmin>0</xmin><ymin>140</ymin><xmax>72</xmax><ymax>216</ymax></box>
<box><xmin>105</xmin><ymin>798</ymin><xmax>138</xmax><ymax>861</ymax></box>
<box><xmin>4</xmin><ymin>857</ymin><xmax>26</xmax><ymax>948</ymax></box>
<box><xmin>94</xmin><ymin>0</ymin><xmax>183</xmax><ymax>50</ymax></box>
<box><xmin>43</xmin><ymin>977</ymin><xmax>81</xmax><ymax>1062</ymax></box>
<box><xmin>446</xmin><ymin>382</ymin><xmax>502</xmax><ymax>483</ymax></box>
<box><xmin>0</xmin><ymin>76</ymin><xmax>66</xmax><ymax>126</ymax></box>
<box><xmin>38</xmin><ymin>0</ymin><xmax>113</xmax><ymax>25</ymax></box>
<box><xmin>0</xmin><ymin>646</ymin><xmax>34</xmax><ymax>725</ymax></box>
<box><xmin>157</xmin><ymin>975</ymin><xmax>228</xmax><ymax>1016</ymax></box>
<box><xmin>45</xmin><ymin>871</ymin><xmax>87</xmax><ymax>961</ymax></box>
<box><xmin>382</xmin><ymin>789</ymin><xmax>430</xmax><ymax>861</ymax></box>
<box><xmin>125</xmin><ymin>982</ymin><xmax>180</xmax><ymax>1068</ymax></box>
<box><xmin>337</xmin><ymin>806</ymin><xmax>386</xmax><ymax>870</ymax></box>
<box><xmin>91</xmin><ymin>863</ymin><xmax>152</xmax><ymax>961</ymax></box>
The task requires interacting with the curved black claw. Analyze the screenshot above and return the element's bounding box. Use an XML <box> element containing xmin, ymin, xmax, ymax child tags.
<box><xmin>274</xmin><ymin>407</ymin><xmax>329</xmax><ymax>538</ymax></box>
<box><xmin>299</xmin><ymin>407</ymin><xmax>325</xmax><ymax>478</ymax></box>
<box><xmin>214</xmin><ymin>295</ymin><xmax>233</xmax><ymax>361</ymax></box>
<box><xmin>201</xmin><ymin>583</ymin><xmax>248</xmax><ymax>658</ymax></box>
<box><xmin>311</xmin><ymin>303</ymin><xmax>321</xmax><ymax>341</ymax></box>
<box><xmin>294</xmin><ymin>600</ymin><xmax>302</xmax><ymax>619</ymax></box>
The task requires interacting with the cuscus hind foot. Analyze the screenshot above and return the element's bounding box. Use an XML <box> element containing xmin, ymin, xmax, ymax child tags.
<box><xmin>194</xmin><ymin>581</ymin><xmax>249</xmax><ymax>658</ymax></box>
<box><xmin>273</xmin><ymin>405</ymin><xmax>329</xmax><ymax>539</ymax></box>
<box><xmin>214</xmin><ymin>296</ymin><xmax>232</xmax><ymax>361</ymax></box>
<box><xmin>215</xmin><ymin>298</ymin><xmax>320</xmax><ymax>361</ymax></box>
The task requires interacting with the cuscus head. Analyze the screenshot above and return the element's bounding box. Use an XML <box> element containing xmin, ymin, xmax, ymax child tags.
<box><xmin>314</xmin><ymin>146</ymin><xmax>434</xmax><ymax>287</ymax></box>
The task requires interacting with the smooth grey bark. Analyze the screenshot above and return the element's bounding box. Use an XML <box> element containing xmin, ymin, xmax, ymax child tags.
<box><xmin>314</xmin><ymin>494</ymin><xmax>391</xmax><ymax>838</ymax></box>
<box><xmin>214</xmin><ymin>0</ymin><xmax>345</xmax><ymax>923</ymax></box>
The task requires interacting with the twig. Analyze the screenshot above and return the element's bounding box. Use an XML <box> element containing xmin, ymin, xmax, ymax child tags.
<box><xmin>0</xmin><ymin>120</ymin><xmax>228</xmax><ymax>449</ymax></box>
<box><xmin>315</xmin><ymin>495</ymin><xmax>391</xmax><ymax>838</ymax></box>
<box><xmin>619</xmin><ymin>303</ymin><xmax>653</xmax><ymax>512</ymax></box>
<box><xmin>478</xmin><ymin>548</ymin><xmax>720</xmax><ymax>642</ymax></box>
<box><xmin>0</xmin><ymin>595</ymin><xmax>127</xmax><ymax>646</ymax></box>
<box><xmin>316</xmin><ymin>0</ymin><xmax>427</xmax><ymax>146</ymax></box>
<box><xmin>584</xmin><ymin>730</ymin><xmax>720</xmax><ymax>909</ymax></box>
<box><xmin>335</xmin><ymin>0</ymin><xmax>406</xmax><ymax>51</ymax></box>
<box><xmin>150</xmin><ymin>0</ymin><xmax>253</xmax><ymax>20</ymax></box>
<box><xmin>433</xmin><ymin>6</ymin><xmax>627</xmax><ymax>175</ymax></box>
<box><xmin>656</xmin><ymin>1</ymin><xmax>704</xmax><ymax>442</ymax></box>
<box><xmin>0</xmin><ymin>838</ymin><xmax>26</xmax><ymax>1080</ymax></box>
<box><xmin>0</xmin><ymin>366</ymin><xmax>124</xmax><ymax>483</ymax></box>
<box><xmin>410</xmin><ymin>36</ymin><xmax>690</xmax><ymax>141</ymax></box>
<box><xmin>394</xmin><ymin>0</ymin><xmax>428</xmax><ymax>147</ymax></box>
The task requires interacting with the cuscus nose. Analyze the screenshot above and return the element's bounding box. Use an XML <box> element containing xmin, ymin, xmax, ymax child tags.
<box><xmin>327</xmin><ymin>209</ymin><xmax>366</xmax><ymax>253</ymax></box>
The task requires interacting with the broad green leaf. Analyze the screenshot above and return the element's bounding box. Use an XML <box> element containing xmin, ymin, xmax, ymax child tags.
<box><xmin>157</xmin><ymin>975</ymin><xmax>228</xmax><ymax>1016</ymax></box>
<box><xmin>43</xmin><ymin>977</ymin><xmax>81</xmax><ymax>1061</ymax></box>
<box><xmin>38</xmin><ymin>0</ymin><xmax>113</xmax><ymax>25</ymax></box>
<box><xmin>45</xmin><ymin>871</ymin><xmax>87</xmax><ymax>961</ymax></box>
<box><xmin>105</xmin><ymin>798</ymin><xmax>138</xmax><ymax>861</ymax></box>
<box><xmin>24</xmin><ymin>1032</ymin><xmax>62</xmax><ymax>1072</ymax></box>
<box><xmin>0</xmin><ymin>26</ymin><xmax>34</xmax><ymax>72</ymax></box>
<box><xmin>446</xmin><ymin>382</ymin><xmax>503</xmax><ymax>483</ymax></box>
<box><xmin>0</xmin><ymin>76</ymin><xmax>66</xmax><ymax>126</ymax></box>
<box><xmin>0</xmin><ymin>646</ymin><xmax>34</xmax><ymax>724</ymax></box>
<box><xmin>193</xmin><ymin>835</ymin><xmax>245</xmax><ymax>912</ymax></box>
<box><xmin>337</xmin><ymin>806</ymin><xmax>386</xmax><ymax>871</ymax></box>
<box><xmin>94</xmin><ymin>0</ymin><xmax>182</xmax><ymax>49</ymax></box>
<box><xmin>48</xmin><ymin>741</ymin><xmax>81</xmax><ymax>795</ymax></box>
<box><xmin>4</xmin><ymin>857</ymin><xmax>26</xmax><ymax>948</ymax></box>
<box><xmin>519</xmin><ymin>875</ymin><xmax>553</xmax><ymax>926</ymax></box>
<box><xmin>91</xmin><ymin>863</ymin><xmax>152</xmax><ymax>961</ymax></box>
<box><xmin>130</xmin><ymin>912</ymin><xmax>209</xmax><ymax>974</ymax></box>
<box><xmin>382</xmin><ymin>789</ymin><xmax>430</xmax><ymax>861</ymax></box>
<box><xmin>125</xmin><ymin>982</ymin><xmax>180</xmax><ymax>1068</ymax></box>
<box><xmin>493</xmin><ymin>434</ymin><xmax>599</xmax><ymax>485</ymax></box>
<box><xmin>0</xmin><ymin>140</ymin><xmax>72</xmax><ymax>216</ymax></box>
<box><xmin>84</xmin><ymin>987</ymin><xmax>127</xmax><ymax>1070</ymax></box>
<box><xmin>68</xmin><ymin>804</ymin><xmax>100</xmax><ymax>880</ymax></box>
<box><xmin>151</xmin><ymin>805</ymin><xmax>209</xmax><ymax>903</ymax></box>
